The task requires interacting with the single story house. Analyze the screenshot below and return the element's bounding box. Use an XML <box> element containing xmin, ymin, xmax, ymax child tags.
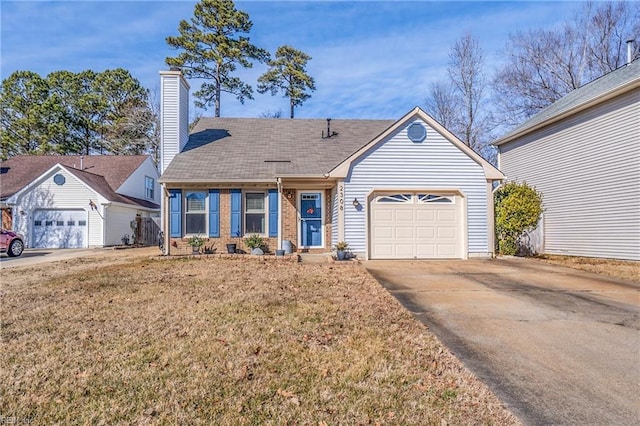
<box><xmin>494</xmin><ymin>59</ymin><xmax>639</xmax><ymax>261</ymax></box>
<box><xmin>159</xmin><ymin>70</ymin><xmax>503</xmax><ymax>259</ymax></box>
<box><xmin>1</xmin><ymin>155</ymin><xmax>160</xmax><ymax>248</ymax></box>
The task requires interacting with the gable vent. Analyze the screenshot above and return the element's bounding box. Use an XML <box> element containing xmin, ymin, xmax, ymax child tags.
<box><xmin>407</xmin><ymin>122</ymin><xmax>427</xmax><ymax>143</ymax></box>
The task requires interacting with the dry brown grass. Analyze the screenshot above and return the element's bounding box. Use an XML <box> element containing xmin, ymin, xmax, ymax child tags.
<box><xmin>1</xmin><ymin>249</ymin><xmax>519</xmax><ymax>425</ymax></box>
<box><xmin>534</xmin><ymin>254</ymin><xmax>639</xmax><ymax>282</ymax></box>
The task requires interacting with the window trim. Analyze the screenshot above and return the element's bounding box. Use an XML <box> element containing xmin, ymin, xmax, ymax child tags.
<box><xmin>145</xmin><ymin>176</ymin><xmax>155</xmax><ymax>200</ymax></box>
<box><xmin>243</xmin><ymin>191</ymin><xmax>268</xmax><ymax>236</ymax></box>
<box><xmin>184</xmin><ymin>190</ymin><xmax>207</xmax><ymax>235</ymax></box>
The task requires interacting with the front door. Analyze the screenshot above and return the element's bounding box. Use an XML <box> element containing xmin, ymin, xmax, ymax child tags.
<box><xmin>300</xmin><ymin>192</ymin><xmax>322</xmax><ymax>248</ymax></box>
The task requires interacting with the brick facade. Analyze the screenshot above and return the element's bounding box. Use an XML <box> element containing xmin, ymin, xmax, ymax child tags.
<box><xmin>168</xmin><ymin>188</ymin><xmax>334</xmax><ymax>255</ymax></box>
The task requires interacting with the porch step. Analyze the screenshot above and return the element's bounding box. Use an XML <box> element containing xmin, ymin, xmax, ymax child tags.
<box><xmin>298</xmin><ymin>253</ymin><xmax>333</xmax><ymax>263</ymax></box>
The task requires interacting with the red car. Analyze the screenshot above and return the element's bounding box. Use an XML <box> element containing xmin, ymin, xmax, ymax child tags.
<box><xmin>0</xmin><ymin>229</ymin><xmax>24</xmax><ymax>257</ymax></box>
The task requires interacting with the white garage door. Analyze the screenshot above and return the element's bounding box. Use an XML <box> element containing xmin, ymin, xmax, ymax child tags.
<box><xmin>32</xmin><ymin>209</ymin><xmax>87</xmax><ymax>248</ymax></box>
<box><xmin>370</xmin><ymin>193</ymin><xmax>462</xmax><ymax>259</ymax></box>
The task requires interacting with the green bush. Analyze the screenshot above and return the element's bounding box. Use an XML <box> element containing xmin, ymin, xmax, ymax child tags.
<box><xmin>244</xmin><ymin>234</ymin><xmax>265</xmax><ymax>250</ymax></box>
<box><xmin>494</xmin><ymin>181</ymin><xmax>543</xmax><ymax>256</ymax></box>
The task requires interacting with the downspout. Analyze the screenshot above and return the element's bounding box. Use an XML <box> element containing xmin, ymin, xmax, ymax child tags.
<box><xmin>277</xmin><ymin>177</ymin><xmax>283</xmax><ymax>250</ymax></box>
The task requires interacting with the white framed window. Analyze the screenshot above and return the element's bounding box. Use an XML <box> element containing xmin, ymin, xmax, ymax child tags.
<box><xmin>185</xmin><ymin>191</ymin><xmax>206</xmax><ymax>234</ymax></box>
<box><xmin>145</xmin><ymin>176</ymin><xmax>154</xmax><ymax>200</ymax></box>
<box><xmin>245</xmin><ymin>192</ymin><xmax>266</xmax><ymax>235</ymax></box>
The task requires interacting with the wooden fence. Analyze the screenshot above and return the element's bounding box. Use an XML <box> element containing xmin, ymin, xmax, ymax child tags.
<box><xmin>134</xmin><ymin>216</ymin><xmax>160</xmax><ymax>247</ymax></box>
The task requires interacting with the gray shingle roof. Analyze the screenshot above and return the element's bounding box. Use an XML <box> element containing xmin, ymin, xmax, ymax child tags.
<box><xmin>161</xmin><ymin>118</ymin><xmax>395</xmax><ymax>182</ymax></box>
<box><xmin>494</xmin><ymin>59</ymin><xmax>640</xmax><ymax>146</ymax></box>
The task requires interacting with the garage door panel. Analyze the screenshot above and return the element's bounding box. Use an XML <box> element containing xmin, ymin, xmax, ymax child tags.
<box><xmin>395</xmin><ymin>244</ymin><xmax>414</xmax><ymax>257</ymax></box>
<box><xmin>395</xmin><ymin>210</ymin><xmax>414</xmax><ymax>221</ymax></box>
<box><xmin>437</xmin><ymin>209</ymin><xmax>456</xmax><ymax>222</ymax></box>
<box><xmin>437</xmin><ymin>244</ymin><xmax>457</xmax><ymax>257</ymax></box>
<box><xmin>374</xmin><ymin>209</ymin><xmax>393</xmax><ymax>221</ymax></box>
<box><xmin>370</xmin><ymin>192</ymin><xmax>462</xmax><ymax>259</ymax></box>
<box><xmin>416</xmin><ymin>226</ymin><xmax>435</xmax><ymax>239</ymax></box>
<box><xmin>32</xmin><ymin>210</ymin><xmax>86</xmax><ymax>249</ymax></box>
<box><xmin>416</xmin><ymin>244</ymin><xmax>436</xmax><ymax>257</ymax></box>
<box><xmin>373</xmin><ymin>244</ymin><xmax>393</xmax><ymax>257</ymax></box>
<box><xmin>416</xmin><ymin>210</ymin><xmax>436</xmax><ymax>222</ymax></box>
<box><xmin>437</xmin><ymin>227</ymin><xmax>456</xmax><ymax>239</ymax></box>
<box><xmin>395</xmin><ymin>227</ymin><xmax>415</xmax><ymax>238</ymax></box>
<box><xmin>375</xmin><ymin>226</ymin><xmax>393</xmax><ymax>238</ymax></box>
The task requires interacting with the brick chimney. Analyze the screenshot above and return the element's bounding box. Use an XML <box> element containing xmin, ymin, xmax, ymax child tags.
<box><xmin>159</xmin><ymin>69</ymin><xmax>190</xmax><ymax>174</ymax></box>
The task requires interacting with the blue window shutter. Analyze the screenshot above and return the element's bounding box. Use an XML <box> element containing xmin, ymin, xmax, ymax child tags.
<box><xmin>268</xmin><ymin>189</ymin><xmax>278</xmax><ymax>237</ymax></box>
<box><xmin>230</xmin><ymin>189</ymin><xmax>242</xmax><ymax>237</ymax></box>
<box><xmin>169</xmin><ymin>189</ymin><xmax>182</xmax><ymax>237</ymax></box>
<box><xmin>208</xmin><ymin>189</ymin><xmax>220</xmax><ymax>237</ymax></box>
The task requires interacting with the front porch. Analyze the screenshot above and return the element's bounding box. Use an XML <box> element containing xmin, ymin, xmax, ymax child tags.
<box><xmin>163</xmin><ymin>187</ymin><xmax>335</xmax><ymax>256</ymax></box>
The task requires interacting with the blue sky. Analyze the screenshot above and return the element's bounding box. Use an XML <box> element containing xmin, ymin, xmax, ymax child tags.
<box><xmin>1</xmin><ymin>1</ymin><xmax>580</xmax><ymax>119</ymax></box>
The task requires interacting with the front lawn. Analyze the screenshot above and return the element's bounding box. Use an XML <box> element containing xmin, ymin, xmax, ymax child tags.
<box><xmin>1</xmin><ymin>250</ymin><xmax>518</xmax><ymax>424</ymax></box>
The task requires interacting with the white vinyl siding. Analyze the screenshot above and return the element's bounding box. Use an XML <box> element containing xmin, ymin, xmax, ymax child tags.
<box><xmin>114</xmin><ymin>156</ymin><xmax>160</xmax><ymax>204</ymax></box>
<box><xmin>331</xmin><ymin>186</ymin><xmax>338</xmax><ymax>245</ymax></box>
<box><xmin>160</xmin><ymin>72</ymin><xmax>190</xmax><ymax>174</ymax></box>
<box><xmin>11</xmin><ymin>168</ymin><xmax>101</xmax><ymax>247</ymax></box>
<box><xmin>345</xmin><ymin>118</ymin><xmax>489</xmax><ymax>257</ymax></box>
<box><xmin>499</xmin><ymin>89</ymin><xmax>640</xmax><ymax>260</ymax></box>
<box><xmin>104</xmin><ymin>205</ymin><xmax>138</xmax><ymax>246</ymax></box>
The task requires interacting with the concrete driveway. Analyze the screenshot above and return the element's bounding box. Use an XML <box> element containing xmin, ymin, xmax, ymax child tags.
<box><xmin>365</xmin><ymin>258</ymin><xmax>640</xmax><ymax>425</ymax></box>
<box><xmin>0</xmin><ymin>248</ymin><xmax>105</xmax><ymax>269</ymax></box>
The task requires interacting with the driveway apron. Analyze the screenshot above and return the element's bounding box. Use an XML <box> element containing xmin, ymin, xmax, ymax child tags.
<box><xmin>365</xmin><ymin>258</ymin><xmax>640</xmax><ymax>425</ymax></box>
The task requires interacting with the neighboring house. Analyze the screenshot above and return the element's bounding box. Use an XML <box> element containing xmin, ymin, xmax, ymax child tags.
<box><xmin>159</xmin><ymin>70</ymin><xmax>503</xmax><ymax>259</ymax></box>
<box><xmin>494</xmin><ymin>59</ymin><xmax>640</xmax><ymax>261</ymax></box>
<box><xmin>0</xmin><ymin>155</ymin><xmax>160</xmax><ymax>248</ymax></box>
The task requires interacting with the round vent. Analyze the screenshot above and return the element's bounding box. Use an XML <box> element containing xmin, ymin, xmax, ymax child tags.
<box><xmin>407</xmin><ymin>123</ymin><xmax>426</xmax><ymax>143</ymax></box>
<box><xmin>53</xmin><ymin>173</ymin><xmax>66</xmax><ymax>185</ymax></box>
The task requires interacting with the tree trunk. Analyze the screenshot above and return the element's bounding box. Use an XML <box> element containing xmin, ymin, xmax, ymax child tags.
<box><xmin>290</xmin><ymin>99</ymin><xmax>294</xmax><ymax>119</ymax></box>
<box><xmin>215</xmin><ymin>87</ymin><xmax>221</xmax><ymax>118</ymax></box>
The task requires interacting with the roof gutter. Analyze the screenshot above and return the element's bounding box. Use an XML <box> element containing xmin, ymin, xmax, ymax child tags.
<box><xmin>494</xmin><ymin>78</ymin><xmax>640</xmax><ymax>147</ymax></box>
<box><xmin>277</xmin><ymin>174</ymin><xmax>331</xmax><ymax>180</ymax></box>
<box><xmin>158</xmin><ymin>178</ymin><xmax>279</xmax><ymax>185</ymax></box>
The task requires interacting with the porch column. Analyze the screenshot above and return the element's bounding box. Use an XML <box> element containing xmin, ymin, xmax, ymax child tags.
<box><xmin>277</xmin><ymin>178</ymin><xmax>283</xmax><ymax>250</ymax></box>
<box><xmin>337</xmin><ymin>180</ymin><xmax>345</xmax><ymax>242</ymax></box>
<box><xmin>162</xmin><ymin>186</ymin><xmax>171</xmax><ymax>255</ymax></box>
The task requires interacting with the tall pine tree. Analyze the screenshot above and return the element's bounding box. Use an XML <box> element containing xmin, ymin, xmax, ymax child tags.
<box><xmin>165</xmin><ymin>0</ymin><xmax>269</xmax><ymax>117</ymax></box>
<box><xmin>257</xmin><ymin>45</ymin><xmax>316</xmax><ymax>119</ymax></box>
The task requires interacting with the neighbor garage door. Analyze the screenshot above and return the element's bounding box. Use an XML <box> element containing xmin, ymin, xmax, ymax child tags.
<box><xmin>370</xmin><ymin>192</ymin><xmax>462</xmax><ymax>259</ymax></box>
<box><xmin>32</xmin><ymin>209</ymin><xmax>87</xmax><ymax>248</ymax></box>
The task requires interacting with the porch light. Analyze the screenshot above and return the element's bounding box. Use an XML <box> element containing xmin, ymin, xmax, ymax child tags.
<box><xmin>352</xmin><ymin>198</ymin><xmax>360</xmax><ymax>208</ymax></box>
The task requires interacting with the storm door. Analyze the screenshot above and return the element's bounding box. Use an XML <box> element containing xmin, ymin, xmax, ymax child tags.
<box><xmin>299</xmin><ymin>192</ymin><xmax>323</xmax><ymax>247</ymax></box>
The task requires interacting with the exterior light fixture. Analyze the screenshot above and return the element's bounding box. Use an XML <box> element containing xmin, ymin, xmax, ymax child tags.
<box><xmin>89</xmin><ymin>200</ymin><xmax>97</xmax><ymax>210</ymax></box>
<box><xmin>352</xmin><ymin>198</ymin><xmax>360</xmax><ymax>208</ymax></box>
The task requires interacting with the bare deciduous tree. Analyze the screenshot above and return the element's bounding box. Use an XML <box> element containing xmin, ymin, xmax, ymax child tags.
<box><xmin>493</xmin><ymin>1</ymin><xmax>639</xmax><ymax>128</ymax></box>
<box><xmin>425</xmin><ymin>33</ymin><xmax>495</xmax><ymax>162</ymax></box>
<box><xmin>425</xmin><ymin>81</ymin><xmax>457</xmax><ymax>131</ymax></box>
<box><xmin>259</xmin><ymin>109</ymin><xmax>283</xmax><ymax>118</ymax></box>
